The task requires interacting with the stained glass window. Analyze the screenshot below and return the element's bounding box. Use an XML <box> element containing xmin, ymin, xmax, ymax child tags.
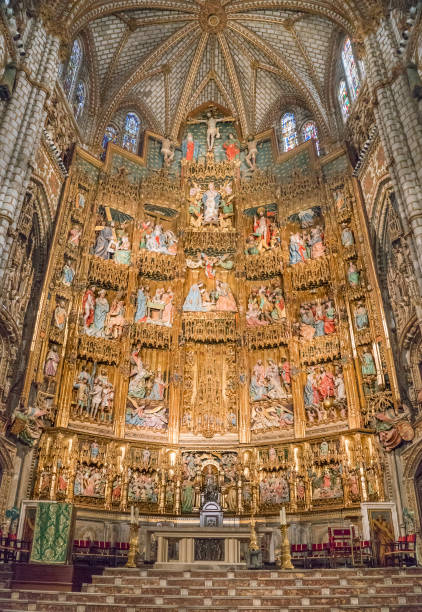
<box><xmin>102</xmin><ymin>125</ymin><xmax>118</xmax><ymax>150</ymax></box>
<box><xmin>101</xmin><ymin>125</ymin><xmax>119</xmax><ymax>159</ymax></box>
<box><xmin>74</xmin><ymin>81</ymin><xmax>86</xmax><ymax>120</ymax></box>
<box><xmin>122</xmin><ymin>112</ymin><xmax>141</xmax><ymax>153</ymax></box>
<box><xmin>302</xmin><ymin>121</ymin><xmax>320</xmax><ymax>155</ymax></box>
<box><xmin>281</xmin><ymin>112</ymin><xmax>298</xmax><ymax>152</ymax></box>
<box><xmin>342</xmin><ymin>37</ymin><xmax>360</xmax><ymax>101</ymax></box>
<box><xmin>338</xmin><ymin>80</ymin><xmax>351</xmax><ymax>121</ymax></box>
<box><xmin>63</xmin><ymin>39</ymin><xmax>82</xmax><ymax>98</ymax></box>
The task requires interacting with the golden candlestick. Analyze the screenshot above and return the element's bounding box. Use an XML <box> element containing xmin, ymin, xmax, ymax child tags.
<box><xmin>279</xmin><ymin>523</ymin><xmax>294</xmax><ymax>570</ymax></box>
<box><xmin>126</xmin><ymin>521</ymin><xmax>140</xmax><ymax>568</ymax></box>
<box><xmin>249</xmin><ymin>516</ymin><xmax>259</xmax><ymax>552</ymax></box>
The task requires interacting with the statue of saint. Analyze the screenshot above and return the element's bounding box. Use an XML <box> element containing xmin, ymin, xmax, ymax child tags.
<box><xmin>203</xmin><ymin>468</ymin><xmax>219</xmax><ymax>503</ymax></box>
<box><xmin>202</xmin><ymin>182</ymin><xmax>221</xmax><ymax>225</ymax></box>
<box><xmin>182</xmin><ymin>132</ymin><xmax>199</xmax><ymax>161</ymax></box>
<box><xmin>223</xmin><ymin>133</ymin><xmax>240</xmax><ymax>161</ymax></box>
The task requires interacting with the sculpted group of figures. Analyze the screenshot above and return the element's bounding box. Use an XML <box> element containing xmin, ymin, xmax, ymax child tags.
<box><xmin>249</xmin><ymin>358</ymin><xmax>293</xmax><ymax>434</ymax></box>
<box><xmin>139</xmin><ymin>221</ymin><xmax>178</xmax><ymax>255</ymax></box>
<box><xmin>82</xmin><ymin>287</ymin><xmax>127</xmax><ymax>339</ymax></box>
<box><xmin>127</xmin><ymin>468</ymin><xmax>158</xmax><ymax>504</ymax></box>
<box><xmin>68</xmin><ymin>221</ymin><xmax>133</xmax><ymax>266</ymax></box>
<box><xmin>244</xmin><ymin>207</ymin><xmax>280</xmax><ymax>255</ymax></box>
<box><xmin>73</xmin><ymin>462</ymin><xmax>107</xmax><ymax>498</ymax></box>
<box><xmin>296</xmin><ymin>299</ymin><xmax>337</xmax><ymax>341</ymax></box>
<box><xmin>183</xmin><ymin>279</ymin><xmax>237</xmax><ymax>312</ymax></box>
<box><xmin>73</xmin><ymin>367</ymin><xmax>114</xmax><ymax>423</ymax></box>
<box><xmin>289</xmin><ymin>226</ymin><xmax>325</xmax><ymax>264</ymax></box>
<box><xmin>85</xmin><ymin>218</ymin><xmax>179</xmax><ymax>265</ymax></box>
<box><xmin>186</xmin><ymin>252</ymin><xmax>234</xmax><ymax>278</ymax></box>
<box><xmin>251</xmin><ymin>402</ymin><xmax>294</xmax><ymax>433</ymax></box>
<box><xmin>288</xmin><ymin>206</ymin><xmax>325</xmax><ymax>265</ymax></box>
<box><xmin>246</xmin><ymin>284</ymin><xmax>286</xmax><ymax>326</ymax></box>
<box><xmin>125</xmin><ymin>350</ymin><xmax>169</xmax><ymax>431</ymax></box>
<box><xmin>188</xmin><ymin>181</ymin><xmax>234</xmax><ymax>229</ymax></box>
<box><xmin>287</xmin><ymin>206</ymin><xmax>355</xmax><ymax>267</ymax></box>
<box><xmin>259</xmin><ymin>472</ymin><xmax>290</xmax><ymax>505</ymax></box>
<box><xmin>250</xmin><ymin>359</ymin><xmax>291</xmax><ymax>402</ymax></box>
<box><xmin>135</xmin><ymin>286</ymin><xmax>174</xmax><ymax>327</ymax></box>
<box><xmin>304</xmin><ymin>365</ymin><xmax>347</xmax><ymax>424</ymax></box>
<box><xmin>311</xmin><ymin>465</ymin><xmax>344</xmax><ymax>501</ymax></box>
<box><xmin>162</xmin><ymin>112</ymin><xmax>259</xmax><ymax>170</ymax></box>
<box><xmin>180</xmin><ymin>452</ymin><xmax>241</xmax><ymax>513</ymax></box>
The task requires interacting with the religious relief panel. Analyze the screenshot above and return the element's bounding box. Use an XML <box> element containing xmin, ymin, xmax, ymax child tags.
<box><xmin>70</xmin><ymin>362</ymin><xmax>116</xmax><ymax>429</ymax></box>
<box><xmin>244</xmin><ymin>204</ymin><xmax>281</xmax><ymax>256</ymax></box>
<box><xmin>139</xmin><ymin>218</ymin><xmax>178</xmax><ymax>257</ymax></box>
<box><xmin>82</xmin><ymin>286</ymin><xmax>128</xmax><ymax>340</ymax></box>
<box><xmin>259</xmin><ymin>468</ymin><xmax>291</xmax><ymax>509</ymax></box>
<box><xmin>287</xmin><ymin>206</ymin><xmax>327</xmax><ymax>266</ymax></box>
<box><xmin>134</xmin><ymin>283</ymin><xmax>175</xmax><ymax>328</ymax></box>
<box><xmin>249</xmin><ymin>353</ymin><xmax>294</xmax><ymax>438</ymax></box>
<box><xmin>310</xmin><ymin>464</ymin><xmax>344</xmax><ymax>505</ymax></box>
<box><xmin>179</xmin><ymin>451</ymin><xmax>242</xmax><ymax>515</ymax></box>
<box><xmin>294</xmin><ymin>294</ymin><xmax>337</xmax><ymax>342</ymax></box>
<box><xmin>303</xmin><ymin>362</ymin><xmax>348</xmax><ymax>431</ymax></box>
<box><xmin>91</xmin><ymin>205</ymin><xmax>134</xmax><ymax>266</ymax></box>
<box><xmin>188</xmin><ymin>180</ymin><xmax>234</xmax><ymax>230</ymax></box>
<box><xmin>246</xmin><ymin>281</ymin><xmax>286</xmax><ymax>327</ymax></box>
<box><xmin>125</xmin><ymin>346</ymin><xmax>169</xmax><ymax>437</ymax></box>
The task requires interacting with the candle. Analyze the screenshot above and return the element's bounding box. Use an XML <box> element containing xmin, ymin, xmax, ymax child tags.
<box><xmin>280</xmin><ymin>507</ymin><xmax>286</xmax><ymax>525</ymax></box>
<box><xmin>130</xmin><ymin>505</ymin><xmax>134</xmax><ymax>524</ymax></box>
<box><xmin>293</xmin><ymin>447</ymin><xmax>299</xmax><ymax>472</ymax></box>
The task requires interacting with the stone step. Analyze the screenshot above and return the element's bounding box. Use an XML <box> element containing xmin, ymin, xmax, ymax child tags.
<box><xmin>89</xmin><ymin>573</ymin><xmax>422</xmax><ymax>587</ymax></box>
<box><xmin>3</xmin><ymin>592</ymin><xmax>421</xmax><ymax>609</ymax></box>
<box><xmin>79</xmin><ymin>582</ymin><xmax>422</xmax><ymax>597</ymax></box>
<box><xmin>3</xmin><ymin>606</ymin><xmax>422</xmax><ymax>612</ymax></box>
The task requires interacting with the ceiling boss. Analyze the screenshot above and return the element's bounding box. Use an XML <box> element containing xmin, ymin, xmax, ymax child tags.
<box><xmin>198</xmin><ymin>0</ymin><xmax>228</xmax><ymax>33</ymax></box>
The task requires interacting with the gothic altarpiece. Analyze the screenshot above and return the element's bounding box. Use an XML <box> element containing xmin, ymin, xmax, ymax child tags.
<box><xmin>14</xmin><ymin>117</ymin><xmax>413</xmax><ymax>527</ymax></box>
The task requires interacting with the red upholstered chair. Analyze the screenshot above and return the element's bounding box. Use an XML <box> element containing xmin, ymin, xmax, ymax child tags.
<box><xmin>387</xmin><ymin>534</ymin><xmax>417</xmax><ymax>566</ymax></box>
<box><xmin>290</xmin><ymin>543</ymin><xmax>308</xmax><ymax>567</ymax></box>
<box><xmin>329</xmin><ymin>527</ymin><xmax>355</xmax><ymax>567</ymax></box>
<box><xmin>305</xmin><ymin>542</ymin><xmax>329</xmax><ymax>568</ymax></box>
<box><xmin>359</xmin><ymin>540</ymin><xmax>374</xmax><ymax>566</ymax></box>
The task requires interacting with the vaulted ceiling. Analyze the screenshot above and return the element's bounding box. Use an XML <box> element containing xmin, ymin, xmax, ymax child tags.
<box><xmin>40</xmin><ymin>0</ymin><xmax>390</xmax><ymax>143</ymax></box>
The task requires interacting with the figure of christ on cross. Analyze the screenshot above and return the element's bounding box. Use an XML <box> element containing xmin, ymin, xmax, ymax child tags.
<box><xmin>187</xmin><ymin>111</ymin><xmax>236</xmax><ymax>152</ymax></box>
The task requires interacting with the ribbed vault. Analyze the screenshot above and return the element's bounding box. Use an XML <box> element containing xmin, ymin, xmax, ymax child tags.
<box><xmin>37</xmin><ymin>0</ymin><xmax>389</xmax><ymax>143</ymax></box>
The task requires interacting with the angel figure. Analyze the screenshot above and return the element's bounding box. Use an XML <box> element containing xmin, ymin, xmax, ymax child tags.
<box><xmin>187</xmin><ymin>111</ymin><xmax>235</xmax><ymax>151</ymax></box>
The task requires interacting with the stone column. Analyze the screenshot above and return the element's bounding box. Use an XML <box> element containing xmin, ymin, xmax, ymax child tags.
<box><xmin>364</xmin><ymin>18</ymin><xmax>422</xmax><ymax>289</ymax></box>
<box><xmin>0</xmin><ymin>18</ymin><xmax>59</xmax><ymax>279</ymax></box>
<box><xmin>186</xmin><ymin>537</ymin><xmax>194</xmax><ymax>563</ymax></box>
